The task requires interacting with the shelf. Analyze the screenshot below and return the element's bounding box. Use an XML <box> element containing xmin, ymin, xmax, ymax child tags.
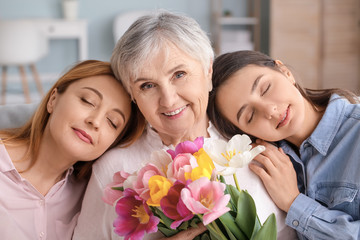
<box><xmin>219</xmin><ymin>17</ymin><xmax>258</xmax><ymax>25</ymax></box>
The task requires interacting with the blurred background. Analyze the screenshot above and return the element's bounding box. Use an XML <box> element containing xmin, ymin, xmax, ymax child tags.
<box><xmin>0</xmin><ymin>0</ymin><xmax>359</xmax><ymax>104</ymax></box>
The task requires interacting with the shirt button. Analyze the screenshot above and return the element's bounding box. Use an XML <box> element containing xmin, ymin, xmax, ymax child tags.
<box><xmin>39</xmin><ymin>232</ymin><xmax>45</xmax><ymax>238</ymax></box>
<box><xmin>292</xmin><ymin>220</ymin><xmax>299</xmax><ymax>227</ymax></box>
<box><xmin>39</xmin><ymin>200</ymin><xmax>45</xmax><ymax>206</ymax></box>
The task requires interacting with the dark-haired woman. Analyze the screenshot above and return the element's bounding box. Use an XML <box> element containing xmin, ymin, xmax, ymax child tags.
<box><xmin>208</xmin><ymin>50</ymin><xmax>360</xmax><ymax>240</ymax></box>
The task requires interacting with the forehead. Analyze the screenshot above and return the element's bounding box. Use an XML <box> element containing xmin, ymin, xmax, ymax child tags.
<box><xmin>136</xmin><ymin>42</ymin><xmax>199</xmax><ymax>77</ymax></box>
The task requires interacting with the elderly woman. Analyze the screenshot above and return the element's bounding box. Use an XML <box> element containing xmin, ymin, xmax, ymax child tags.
<box><xmin>73</xmin><ymin>11</ymin><xmax>296</xmax><ymax>240</ymax></box>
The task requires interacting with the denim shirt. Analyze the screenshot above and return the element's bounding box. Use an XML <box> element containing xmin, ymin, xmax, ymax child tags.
<box><xmin>279</xmin><ymin>94</ymin><xmax>360</xmax><ymax>240</ymax></box>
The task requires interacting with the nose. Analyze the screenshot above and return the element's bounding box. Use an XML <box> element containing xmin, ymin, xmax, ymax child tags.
<box><xmin>159</xmin><ymin>84</ymin><xmax>177</xmax><ymax>108</ymax></box>
<box><xmin>261</xmin><ymin>103</ymin><xmax>277</xmax><ymax>120</ymax></box>
<box><xmin>86</xmin><ymin>110</ymin><xmax>101</xmax><ymax>130</ymax></box>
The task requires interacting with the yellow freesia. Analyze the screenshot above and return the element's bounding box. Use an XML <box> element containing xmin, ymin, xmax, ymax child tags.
<box><xmin>147</xmin><ymin>175</ymin><xmax>173</xmax><ymax>206</ymax></box>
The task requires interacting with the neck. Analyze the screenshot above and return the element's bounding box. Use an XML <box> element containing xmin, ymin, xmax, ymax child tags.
<box><xmin>12</xmin><ymin>134</ymin><xmax>75</xmax><ymax>196</ymax></box>
<box><xmin>286</xmin><ymin>100</ymin><xmax>324</xmax><ymax>147</ymax></box>
<box><xmin>158</xmin><ymin>116</ymin><xmax>210</xmax><ymax>146</ymax></box>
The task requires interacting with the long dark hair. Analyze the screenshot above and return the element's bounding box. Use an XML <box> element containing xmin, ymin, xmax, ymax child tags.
<box><xmin>208</xmin><ymin>50</ymin><xmax>358</xmax><ymax>140</ymax></box>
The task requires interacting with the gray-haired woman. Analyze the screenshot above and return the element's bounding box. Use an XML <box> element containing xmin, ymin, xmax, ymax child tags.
<box><xmin>73</xmin><ymin>11</ymin><xmax>296</xmax><ymax>240</ymax></box>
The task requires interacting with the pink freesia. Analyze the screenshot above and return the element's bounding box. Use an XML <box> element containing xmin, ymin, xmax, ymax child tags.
<box><xmin>133</xmin><ymin>163</ymin><xmax>164</xmax><ymax>201</ymax></box>
<box><xmin>167</xmin><ymin>153</ymin><xmax>198</xmax><ymax>183</ymax></box>
<box><xmin>113</xmin><ymin>189</ymin><xmax>160</xmax><ymax>240</ymax></box>
<box><xmin>181</xmin><ymin>177</ymin><xmax>230</xmax><ymax>225</ymax></box>
<box><xmin>103</xmin><ymin>171</ymin><xmax>130</xmax><ymax>205</ymax></box>
<box><xmin>160</xmin><ymin>181</ymin><xmax>194</xmax><ymax>229</ymax></box>
<box><xmin>167</xmin><ymin>137</ymin><xmax>204</xmax><ymax>159</ymax></box>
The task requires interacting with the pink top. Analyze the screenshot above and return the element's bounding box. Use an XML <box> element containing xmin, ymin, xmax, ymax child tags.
<box><xmin>0</xmin><ymin>144</ymin><xmax>87</xmax><ymax>240</ymax></box>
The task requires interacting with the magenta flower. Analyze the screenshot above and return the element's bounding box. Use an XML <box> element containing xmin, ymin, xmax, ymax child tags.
<box><xmin>103</xmin><ymin>171</ymin><xmax>130</xmax><ymax>205</ymax></box>
<box><xmin>160</xmin><ymin>181</ymin><xmax>194</xmax><ymax>229</ymax></box>
<box><xmin>181</xmin><ymin>177</ymin><xmax>230</xmax><ymax>225</ymax></box>
<box><xmin>167</xmin><ymin>137</ymin><xmax>204</xmax><ymax>159</ymax></box>
<box><xmin>113</xmin><ymin>188</ymin><xmax>160</xmax><ymax>240</ymax></box>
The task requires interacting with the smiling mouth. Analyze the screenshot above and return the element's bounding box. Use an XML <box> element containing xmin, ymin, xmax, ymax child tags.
<box><xmin>276</xmin><ymin>106</ymin><xmax>289</xmax><ymax>129</ymax></box>
<box><xmin>163</xmin><ymin>106</ymin><xmax>187</xmax><ymax>116</ymax></box>
<box><xmin>73</xmin><ymin>128</ymin><xmax>93</xmax><ymax>144</ymax></box>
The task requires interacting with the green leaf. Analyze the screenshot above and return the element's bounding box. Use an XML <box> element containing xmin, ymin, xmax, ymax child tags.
<box><xmin>157</xmin><ymin>226</ymin><xmax>179</xmax><ymax>237</ymax></box>
<box><xmin>252</xmin><ymin>213</ymin><xmax>277</xmax><ymax>240</ymax></box>
<box><xmin>235</xmin><ymin>190</ymin><xmax>258</xmax><ymax>239</ymax></box>
<box><xmin>219</xmin><ymin>211</ymin><xmax>247</xmax><ymax>240</ymax></box>
<box><xmin>226</xmin><ymin>185</ymin><xmax>240</xmax><ymax>208</ymax></box>
<box><xmin>151</xmin><ymin>207</ymin><xmax>174</xmax><ymax>229</ymax></box>
<box><xmin>200</xmin><ymin>232</ymin><xmax>211</xmax><ymax>240</ymax></box>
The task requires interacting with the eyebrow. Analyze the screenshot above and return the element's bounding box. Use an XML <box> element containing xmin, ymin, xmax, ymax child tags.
<box><xmin>236</xmin><ymin>74</ymin><xmax>264</xmax><ymax>121</ymax></box>
<box><xmin>133</xmin><ymin>64</ymin><xmax>186</xmax><ymax>84</ymax></box>
<box><xmin>83</xmin><ymin>87</ymin><xmax>103</xmax><ymax>100</ymax></box>
<box><xmin>83</xmin><ymin>87</ymin><xmax>126</xmax><ymax>121</ymax></box>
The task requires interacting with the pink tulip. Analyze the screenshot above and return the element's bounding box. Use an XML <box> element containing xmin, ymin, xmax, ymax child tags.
<box><xmin>113</xmin><ymin>189</ymin><xmax>160</xmax><ymax>240</ymax></box>
<box><xmin>103</xmin><ymin>171</ymin><xmax>130</xmax><ymax>205</ymax></box>
<box><xmin>168</xmin><ymin>153</ymin><xmax>198</xmax><ymax>183</ymax></box>
<box><xmin>133</xmin><ymin>163</ymin><xmax>163</xmax><ymax>201</ymax></box>
<box><xmin>167</xmin><ymin>137</ymin><xmax>204</xmax><ymax>159</ymax></box>
<box><xmin>181</xmin><ymin>177</ymin><xmax>230</xmax><ymax>225</ymax></box>
<box><xmin>160</xmin><ymin>181</ymin><xmax>194</xmax><ymax>229</ymax></box>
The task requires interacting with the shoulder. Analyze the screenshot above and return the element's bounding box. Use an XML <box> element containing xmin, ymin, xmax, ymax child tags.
<box><xmin>92</xmin><ymin>129</ymin><xmax>163</xmax><ymax>186</ymax></box>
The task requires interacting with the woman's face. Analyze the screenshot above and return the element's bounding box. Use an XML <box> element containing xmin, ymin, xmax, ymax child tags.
<box><xmin>46</xmin><ymin>75</ymin><xmax>131</xmax><ymax>161</ymax></box>
<box><xmin>216</xmin><ymin>64</ymin><xmax>306</xmax><ymax>142</ymax></box>
<box><xmin>130</xmin><ymin>42</ymin><xmax>212</xmax><ymax>140</ymax></box>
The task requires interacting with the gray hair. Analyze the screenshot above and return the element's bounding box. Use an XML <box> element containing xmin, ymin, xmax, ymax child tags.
<box><xmin>110</xmin><ymin>10</ymin><xmax>214</xmax><ymax>95</ymax></box>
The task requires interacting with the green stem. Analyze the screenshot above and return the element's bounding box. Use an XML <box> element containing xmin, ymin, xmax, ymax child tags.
<box><xmin>199</xmin><ymin>215</ymin><xmax>227</xmax><ymax>240</ymax></box>
<box><xmin>209</xmin><ymin>221</ymin><xmax>228</xmax><ymax>240</ymax></box>
<box><xmin>233</xmin><ymin>173</ymin><xmax>240</xmax><ymax>191</ymax></box>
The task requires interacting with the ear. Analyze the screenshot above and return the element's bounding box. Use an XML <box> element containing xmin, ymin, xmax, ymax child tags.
<box><xmin>47</xmin><ymin>88</ymin><xmax>58</xmax><ymax>114</ymax></box>
<box><xmin>275</xmin><ymin>59</ymin><xmax>295</xmax><ymax>85</ymax></box>
<box><xmin>207</xmin><ymin>61</ymin><xmax>213</xmax><ymax>92</ymax></box>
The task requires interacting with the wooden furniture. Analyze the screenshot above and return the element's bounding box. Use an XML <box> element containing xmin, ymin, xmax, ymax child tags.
<box><xmin>0</xmin><ymin>20</ymin><xmax>48</xmax><ymax>104</ymax></box>
<box><xmin>270</xmin><ymin>0</ymin><xmax>360</xmax><ymax>92</ymax></box>
<box><xmin>211</xmin><ymin>0</ymin><xmax>262</xmax><ymax>55</ymax></box>
<box><xmin>0</xmin><ymin>19</ymin><xmax>88</xmax><ymax>104</ymax></box>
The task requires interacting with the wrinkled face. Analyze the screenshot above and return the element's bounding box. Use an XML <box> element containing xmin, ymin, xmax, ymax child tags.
<box><xmin>216</xmin><ymin>64</ymin><xmax>306</xmax><ymax>141</ymax></box>
<box><xmin>46</xmin><ymin>75</ymin><xmax>131</xmax><ymax>161</ymax></box>
<box><xmin>130</xmin><ymin>42</ymin><xmax>212</xmax><ymax>139</ymax></box>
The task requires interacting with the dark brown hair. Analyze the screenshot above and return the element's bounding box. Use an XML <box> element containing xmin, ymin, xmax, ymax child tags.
<box><xmin>0</xmin><ymin>60</ymin><xmax>145</xmax><ymax>180</ymax></box>
<box><xmin>208</xmin><ymin>50</ymin><xmax>358</xmax><ymax>140</ymax></box>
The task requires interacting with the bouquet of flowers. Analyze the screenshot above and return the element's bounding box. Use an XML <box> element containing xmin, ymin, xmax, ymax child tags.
<box><xmin>103</xmin><ymin>134</ymin><xmax>277</xmax><ymax>240</ymax></box>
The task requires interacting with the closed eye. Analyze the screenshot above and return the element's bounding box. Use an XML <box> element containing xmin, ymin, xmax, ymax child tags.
<box><xmin>261</xmin><ymin>83</ymin><xmax>271</xmax><ymax>96</ymax></box>
<box><xmin>107</xmin><ymin>118</ymin><xmax>118</xmax><ymax>129</ymax></box>
<box><xmin>248</xmin><ymin>110</ymin><xmax>254</xmax><ymax>123</ymax></box>
<box><xmin>81</xmin><ymin>97</ymin><xmax>95</xmax><ymax>107</ymax></box>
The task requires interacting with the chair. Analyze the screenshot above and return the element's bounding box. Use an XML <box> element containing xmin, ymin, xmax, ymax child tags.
<box><xmin>113</xmin><ymin>10</ymin><xmax>152</xmax><ymax>44</ymax></box>
<box><xmin>0</xmin><ymin>20</ymin><xmax>49</xmax><ymax>104</ymax></box>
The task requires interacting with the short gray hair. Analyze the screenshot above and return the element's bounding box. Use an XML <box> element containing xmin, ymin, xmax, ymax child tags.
<box><xmin>110</xmin><ymin>10</ymin><xmax>214</xmax><ymax>94</ymax></box>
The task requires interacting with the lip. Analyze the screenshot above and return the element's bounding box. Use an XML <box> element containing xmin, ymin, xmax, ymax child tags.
<box><xmin>73</xmin><ymin>128</ymin><xmax>93</xmax><ymax>144</ymax></box>
<box><xmin>162</xmin><ymin>105</ymin><xmax>187</xmax><ymax>118</ymax></box>
<box><xmin>276</xmin><ymin>106</ymin><xmax>290</xmax><ymax>129</ymax></box>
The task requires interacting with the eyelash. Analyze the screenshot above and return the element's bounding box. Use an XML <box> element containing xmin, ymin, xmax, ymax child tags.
<box><xmin>248</xmin><ymin>84</ymin><xmax>271</xmax><ymax>123</ymax></box>
<box><xmin>81</xmin><ymin>97</ymin><xmax>94</xmax><ymax>107</ymax></box>
<box><xmin>261</xmin><ymin>83</ymin><xmax>271</xmax><ymax>96</ymax></box>
<box><xmin>174</xmin><ymin>71</ymin><xmax>185</xmax><ymax>79</ymax></box>
<box><xmin>107</xmin><ymin>118</ymin><xmax>117</xmax><ymax>129</ymax></box>
<box><xmin>140</xmin><ymin>82</ymin><xmax>155</xmax><ymax>91</ymax></box>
